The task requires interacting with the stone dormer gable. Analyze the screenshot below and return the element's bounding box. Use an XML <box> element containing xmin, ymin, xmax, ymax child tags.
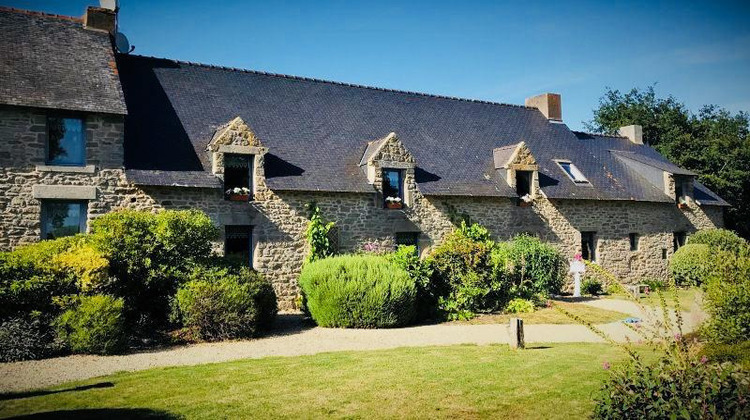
<box><xmin>207</xmin><ymin>116</ymin><xmax>268</xmax><ymax>175</ymax></box>
<box><xmin>360</xmin><ymin>132</ymin><xmax>416</xmax><ymax>184</ymax></box>
<box><xmin>494</xmin><ymin>142</ymin><xmax>539</xmax><ymax>199</ymax></box>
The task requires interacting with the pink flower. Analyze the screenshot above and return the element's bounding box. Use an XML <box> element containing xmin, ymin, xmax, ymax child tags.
<box><xmin>603</xmin><ymin>361</ymin><xmax>610</xmax><ymax>370</ymax></box>
<box><xmin>574</xmin><ymin>253</ymin><xmax>583</xmax><ymax>261</ymax></box>
<box><xmin>674</xmin><ymin>333</ymin><xmax>682</xmax><ymax>342</ymax></box>
<box><xmin>700</xmin><ymin>355</ymin><xmax>708</xmax><ymax>364</ymax></box>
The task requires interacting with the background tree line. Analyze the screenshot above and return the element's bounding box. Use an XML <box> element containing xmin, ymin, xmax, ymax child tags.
<box><xmin>585</xmin><ymin>85</ymin><xmax>750</xmax><ymax>238</ymax></box>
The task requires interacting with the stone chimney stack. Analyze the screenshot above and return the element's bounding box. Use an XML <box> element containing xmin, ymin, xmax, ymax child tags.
<box><xmin>525</xmin><ymin>93</ymin><xmax>562</xmax><ymax>122</ymax></box>
<box><xmin>618</xmin><ymin>125</ymin><xmax>643</xmax><ymax>145</ymax></box>
<box><xmin>83</xmin><ymin>6</ymin><xmax>117</xmax><ymax>34</ymax></box>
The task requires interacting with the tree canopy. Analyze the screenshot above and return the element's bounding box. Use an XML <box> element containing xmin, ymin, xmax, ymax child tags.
<box><xmin>585</xmin><ymin>85</ymin><xmax>750</xmax><ymax>238</ymax></box>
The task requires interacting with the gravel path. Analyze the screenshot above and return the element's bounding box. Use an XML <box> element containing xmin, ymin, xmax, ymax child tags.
<box><xmin>0</xmin><ymin>299</ymin><xmax>700</xmax><ymax>393</ymax></box>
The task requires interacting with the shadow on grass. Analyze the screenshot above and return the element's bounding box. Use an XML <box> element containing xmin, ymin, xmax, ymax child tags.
<box><xmin>6</xmin><ymin>408</ymin><xmax>181</xmax><ymax>419</ymax></box>
<box><xmin>524</xmin><ymin>346</ymin><xmax>553</xmax><ymax>350</ymax></box>
<box><xmin>0</xmin><ymin>382</ymin><xmax>114</xmax><ymax>402</ymax></box>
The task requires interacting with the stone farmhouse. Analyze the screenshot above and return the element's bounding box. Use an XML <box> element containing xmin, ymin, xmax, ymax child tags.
<box><xmin>0</xmin><ymin>6</ymin><xmax>728</xmax><ymax>309</ymax></box>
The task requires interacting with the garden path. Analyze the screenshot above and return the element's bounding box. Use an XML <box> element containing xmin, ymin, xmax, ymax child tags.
<box><xmin>0</xmin><ymin>298</ymin><xmax>703</xmax><ymax>393</ymax></box>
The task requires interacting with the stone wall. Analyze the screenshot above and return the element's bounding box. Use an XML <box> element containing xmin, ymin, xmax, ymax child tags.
<box><xmin>0</xmin><ymin>105</ymin><xmax>727</xmax><ymax>310</ymax></box>
<box><xmin>0</xmin><ymin>106</ymin><xmax>129</xmax><ymax>249</ymax></box>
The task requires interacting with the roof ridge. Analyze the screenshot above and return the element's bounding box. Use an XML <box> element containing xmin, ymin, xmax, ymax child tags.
<box><xmin>0</xmin><ymin>6</ymin><xmax>82</xmax><ymax>23</ymax></box>
<box><xmin>126</xmin><ymin>53</ymin><xmax>534</xmax><ymax>110</ymax></box>
<box><xmin>573</xmin><ymin>130</ymin><xmax>628</xmax><ymax>139</ymax></box>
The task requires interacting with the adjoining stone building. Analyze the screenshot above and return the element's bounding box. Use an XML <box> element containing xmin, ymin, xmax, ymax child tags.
<box><xmin>0</xmin><ymin>6</ymin><xmax>728</xmax><ymax>309</ymax></box>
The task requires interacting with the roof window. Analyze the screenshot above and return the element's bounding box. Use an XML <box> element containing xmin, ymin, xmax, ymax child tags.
<box><xmin>556</xmin><ymin>160</ymin><xmax>589</xmax><ymax>184</ymax></box>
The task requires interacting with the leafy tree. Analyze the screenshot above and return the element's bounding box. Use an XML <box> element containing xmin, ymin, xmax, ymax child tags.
<box><xmin>586</xmin><ymin>85</ymin><xmax>750</xmax><ymax>238</ymax></box>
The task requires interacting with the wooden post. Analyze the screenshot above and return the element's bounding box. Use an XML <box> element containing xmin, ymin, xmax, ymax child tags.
<box><xmin>509</xmin><ymin>318</ymin><xmax>524</xmax><ymax>349</ymax></box>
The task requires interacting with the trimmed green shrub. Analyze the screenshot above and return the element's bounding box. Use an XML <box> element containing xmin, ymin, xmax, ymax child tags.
<box><xmin>700</xmin><ymin>341</ymin><xmax>750</xmax><ymax>368</ymax></box>
<box><xmin>427</xmin><ymin>226</ymin><xmax>504</xmax><ymax>319</ymax></box>
<box><xmin>171</xmin><ymin>265</ymin><xmax>277</xmax><ymax>341</ymax></box>
<box><xmin>688</xmin><ymin>228</ymin><xmax>748</xmax><ymax>255</ymax></box>
<box><xmin>299</xmin><ymin>254</ymin><xmax>416</xmax><ymax>328</ymax></box>
<box><xmin>491</xmin><ymin>235</ymin><xmax>566</xmax><ymax>299</ymax></box>
<box><xmin>593</xmin><ymin>353</ymin><xmax>750</xmax><ymax>419</ymax></box>
<box><xmin>581</xmin><ymin>278</ymin><xmax>604</xmax><ymax>296</ymax></box>
<box><xmin>669</xmin><ymin>244</ymin><xmax>714</xmax><ymax>286</ymax></box>
<box><xmin>89</xmin><ymin>209</ymin><xmax>219</xmax><ymax>330</ymax></box>
<box><xmin>505</xmin><ymin>298</ymin><xmax>534</xmax><ymax>314</ymax></box>
<box><xmin>702</xmin><ymin>253</ymin><xmax>750</xmax><ymax>344</ymax></box>
<box><xmin>0</xmin><ymin>236</ymin><xmax>102</xmax><ymax>319</ymax></box>
<box><xmin>0</xmin><ymin>314</ymin><xmax>60</xmax><ymax>362</ymax></box>
<box><xmin>54</xmin><ymin>295</ymin><xmax>127</xmax><ymax>355</ymax></box>
<box><xmin>388</xmin><ymin>245</ymin><xmax>435</xmax><ymax>320</ymax></box>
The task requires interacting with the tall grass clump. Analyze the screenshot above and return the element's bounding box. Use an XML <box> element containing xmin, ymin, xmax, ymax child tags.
<box><xmin>299</xmin><ymin>254</ymin><xmax>416</xmax><ymax>328</ymax></box>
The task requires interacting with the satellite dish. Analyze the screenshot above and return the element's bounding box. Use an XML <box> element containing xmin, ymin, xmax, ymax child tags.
<box><xmin>115</xmin><ymin>32</ymin><xmax>133</xmax><ymax>54</ymax></box>
<box><xmin>100</xmin><ymin>0</ymin><xmax>118</xmax><ymax>11</ymax></box>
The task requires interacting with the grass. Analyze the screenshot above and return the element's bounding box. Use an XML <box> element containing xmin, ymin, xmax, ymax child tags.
<box><xmin>0</xmin><ymin>343</ymin><xmax>638</xmax><ymax>419</ymax></box>
<box><xmin>609</xmin><ymin>286</ymin><xmax>703</xmax><ymax>312</ymax></box>
<box><xmin>454</xmin><ymin>300</ymin><xmax>630</xmax><ymax>325</ymax></box>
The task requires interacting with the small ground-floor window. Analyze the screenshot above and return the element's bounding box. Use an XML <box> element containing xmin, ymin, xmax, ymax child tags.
<box><xmin>395</xmin><ymin>232</ymin><xmax>419</xmax><ymax>251</ymax></box>
<box><xmin>41</xmin><ymin>200</ymin><xmax>87</xmax><ymax>240</ymax></box>
<box><xmin>581</xmin><ymin>231</ymin><xmax>597</xmax><ymax>261</ymax></box>
<box><xmin>673</xmin><ymin>231</ymin><xmax>687</xmax><ymax>251</ymax></box>
<box><xmin>629</xmin><ymin>233</ymin><xmax>640</xmax><ymax>251</ymax></box>
<box><xmin>225</xmin><ymin>225</ymin><xmax>253</xmax><ymax>267</ymax></box>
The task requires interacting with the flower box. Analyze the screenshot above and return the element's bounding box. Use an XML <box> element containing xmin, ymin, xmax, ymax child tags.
<box><xmin>677</xmin><ymin>203</ymin><xmax>689</xmax><ymax>209</ymax></box>
<box><xmin>386</xmin><ymin>201</ymin><xmax>403</xmax><ymax>209</ymax></box>
<box><xmin>519</xmin><ymin>201</ymin><xmax>533</xmax><ymax>208</ymax></box>
<box><xmin>228</xmin><ymin>194</ymin><xmax>250</xmax><ymax>202</ymax></box>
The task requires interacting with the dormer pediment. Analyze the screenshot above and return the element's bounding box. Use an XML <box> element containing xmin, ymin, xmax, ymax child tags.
<box><xmin>493</xmin><ymin>142</ymin><xmax>538</xmax><ymax>170</ymax></box>
<box><xmin>208</xmin><ymin>116</ymin><xmax>268</xmax><ymax>175</ymax></box>
<box><xmin>360</xmin><ymin>132</ymin><xmax>416</xmax><ymax>184</ymax></box>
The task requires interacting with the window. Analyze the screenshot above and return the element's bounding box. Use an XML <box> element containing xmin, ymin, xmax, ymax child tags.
<box><xmin>225</xmin><ymin>225</ymin><xmax>253</xmax><ymax>267</ymax></box>
<box><xmin>581</xmin><ymin>231</ymin><xmax>597</xmax><ymax>261</ymax></box>
<box><xmin>556</xmin><ymin>161</ymin><xmax>589</xmax><ymax>183</ymax></box>
<box><xmin>41</xmin><ymin>200</ymin><xmax>87</xmax><ymax>239</ymax></box>
<box><xmin>383</xmin><ymin>169</ymin><xmax>404</xmax><ymax>209</ymax></box>
<box><xmin>516</xmin><ymin>170</ymin><xmax>533</xmax><ymax>197</ymax></box>
<box><xmin>224</xmin><ymin>154</ymin><xmax>253</xmax><ymax>201</ymax></box>
<box><xmin>629</xmin><ymin>233</ymin><xmax>640</xmax><ymax>251</ymax></box>
<box><xmin>47</xmin><ymin>116</ymin><xmax>85</xmax><ymax>166</ymax></box>
<box><xmin>662</xmin><ymin>248</ymin><xmax>668</xmax><ymax>259</ymax></box>
<box><xmin>395</xmin><ymin>232</ymin><xmax>419</xmax><ymax>251</ymax></box>
<box><xmin>673</xmin><ymin>231</ymin><xmax>687</xmax><ymax>251</ymax></box>
<box><xmin>675</xmin><ymin>177</ymin><xmax>691</xmax><ymax>204</ymax></box>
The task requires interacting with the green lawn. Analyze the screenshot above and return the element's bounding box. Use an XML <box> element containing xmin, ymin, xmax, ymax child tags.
<box><xmin>0</xmin><ymin>343</ymin><xmax>637</xmax><ymax>419</ymax></box>
<box><xmin>609</xmin><ymin>286</ymin><xmax>703</xmax><ymax>312</ymax></box>
<box><xmin>454</xmin><ymin>300</ymin><xmax>630</xmax><ymax>325</ymax></box>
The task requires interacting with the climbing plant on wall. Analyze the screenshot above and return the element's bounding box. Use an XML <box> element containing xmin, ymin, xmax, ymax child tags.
<box><xmin>305</xmin><ymin>202</ymin><xmax>336</xmax><ymax>263</ymax></box>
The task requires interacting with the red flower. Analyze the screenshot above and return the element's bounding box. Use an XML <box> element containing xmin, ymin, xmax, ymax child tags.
<box><xmin>603</xmin><ymin>361</ymin><xmax>611</xmax><ymax>370</ymax></box>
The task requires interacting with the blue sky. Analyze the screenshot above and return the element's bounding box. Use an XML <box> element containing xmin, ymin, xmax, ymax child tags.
<box><xmin>8</xmin><ymin>0</ymin><xmax>750</xmax><ymax>130</ymax></box>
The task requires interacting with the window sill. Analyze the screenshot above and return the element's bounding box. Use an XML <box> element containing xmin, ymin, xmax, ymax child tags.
<box><xmin>36</xmin><ymin>164</ymin><xmax>95</xmax><ymax>174</ymax></box>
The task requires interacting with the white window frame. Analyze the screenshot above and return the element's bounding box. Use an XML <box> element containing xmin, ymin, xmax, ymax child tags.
<box><xmin>555</xmin><ymin>160</ymin><xmax>589</xmax><ymax>184</ymax></box>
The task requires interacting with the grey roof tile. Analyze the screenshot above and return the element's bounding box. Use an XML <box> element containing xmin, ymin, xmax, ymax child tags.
<box><xmin>0</xmin><ymin>8</ymin><xmax>127</xmax><ymax>115</ymax></box>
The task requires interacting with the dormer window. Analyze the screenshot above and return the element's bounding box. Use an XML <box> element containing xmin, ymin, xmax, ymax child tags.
<box><xmin>47</xmin><ymin>116</ymin><xmax>85</xmax><ymax>166</ymax></box>
<box><xmin>224</xmin><ymin>154</ymin><xmax>253</xmax><ymax>201</ymax></box>
<box><xmin>383</xmin><ymin>168</ymin><xmax>404</xmax><ymax>209</ymax></box>
<box><xmin>516</xmin><ymin>170</ymin><xmax>533</xmax><ymax>196</ymax></box>
<box><xmin>556</xmin><ymin>161</ymin><xmax>589</xmax><ymax>184</ymax></box>
<box><xmin>675</xmin><ymin>177</ymin><xmax>692</xmax><ymax>205</ymax></box>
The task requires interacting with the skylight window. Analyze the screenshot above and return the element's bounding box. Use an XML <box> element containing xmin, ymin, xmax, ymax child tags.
<box><xmin>556</xmin><ymin>161</ymin><xmax>589</xmax><ymax>184</ymax></box>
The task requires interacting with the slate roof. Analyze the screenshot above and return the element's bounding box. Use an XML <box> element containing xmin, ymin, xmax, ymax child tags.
<box><xmin>125</xmin><ymin>170</ymin><xmax>222</xmax><ymax>189</ymax></box>
<box><xmin>0</xmin><ymin>8</ymin><xmax>126</xmax><ymax>115</ymax></box>
<box><xmin>116</xmin><ymin>54</ymin><xmax>727</xmax><ymax>205</ymax></box>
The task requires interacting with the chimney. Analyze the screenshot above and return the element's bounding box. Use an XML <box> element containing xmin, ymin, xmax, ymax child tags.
<box><xmin>83</xmin><ymin>6</ymin><xmax>117</xmax><ymax>34</ymax></box>
<box><xmin>618</xmin><ymin>125</ymin><xmax>643</xmax><ymax>145</ymax></box>
<box><xmin>525</xmin><ymin>93</ymin><xmax>562</xmax><ymax>121</ymax></box>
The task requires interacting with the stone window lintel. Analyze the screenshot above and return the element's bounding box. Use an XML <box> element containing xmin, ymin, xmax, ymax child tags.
<box><xmin>32</xmin><ymin>185</ymin><xmax>97</xmax><ymax>200</ymax></box>
<box><xmin>36</xmin><ymin>164</ymin><xmax>96</xmax><ymax>174</ymax></box>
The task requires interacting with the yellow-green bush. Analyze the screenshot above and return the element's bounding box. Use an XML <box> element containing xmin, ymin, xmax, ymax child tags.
<box><xmin>702</xmin><ymin>253</ymin><xmax>750</xmax><ymax>344</ymax></box>
<box><xmin>299</xmin><ymin>254</ymin><xmax>416</xmax><ymax>328</ymax></box>
<box><xmin>688</xmin><ymin>228</ymin><xmax>748</xmax><ymax>255</ymax></box>
<box><xmin>669</xmin><ymin>244</ymin><xmax>715</xmax><ymax>286</ymax></box>
<box><xmin>54</xmin><ymin>294</ymin><xmax>127</xmax><ymax>355</ymax></box>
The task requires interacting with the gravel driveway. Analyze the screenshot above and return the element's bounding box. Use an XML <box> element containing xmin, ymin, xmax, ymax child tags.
<box><xmin>0</xmin><ymin>299</ymin><xmax>701</xmax><ymax>393</ymax></box>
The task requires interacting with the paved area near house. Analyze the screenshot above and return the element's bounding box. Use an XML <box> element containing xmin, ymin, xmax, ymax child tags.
<box><xmin>0</xmin><ymin>299</ymin><xmax>702</xmax><ymax>393</ymax></box>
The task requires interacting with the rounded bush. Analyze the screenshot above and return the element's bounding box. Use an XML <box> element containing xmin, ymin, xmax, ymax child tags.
<box><xmin>582</xmin><ymin>278</ymin><xmax>604</xmax><ymax>296</ymax></box>
<box><xmin>702</xmin><ymin>253</ymin><xmax>750</xmax><ymax>344</ymax></box>
<box><xmin>299</xmin><ymin>255</ymin><xmax>416</xmax><ymax>328</ymax></box>
<box><xmin>505</xmin><ymin>298</ymin><xmax>534</xmax><ymax>314</ymax></box>
<box><xmin>54</xmin><ymin>295</ymin><xmax>127</xmax><ymax>355</ymax></box>
<box><xmin>669</xmin><ymin>244</ymin><xmax>714</xmax><ymax>286</ymax></box>
<box><xmin>688</xmin><ymin>229</ymin><xmax>747</xmax><ymax>255</ymax></box>
<box><xmin>172</xmin><ymin>265</ymin><xmax>277</xmax><ymax>341</ymax></box>
<box><xmin>0</xmin><ymin>315</ymin><xmax>58</xmax><ymax>362</ymax></box>
<box><xmin>491</xmin><ymin>235</ymin><xmax>566</xmax><ymax>298</ymax></box>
